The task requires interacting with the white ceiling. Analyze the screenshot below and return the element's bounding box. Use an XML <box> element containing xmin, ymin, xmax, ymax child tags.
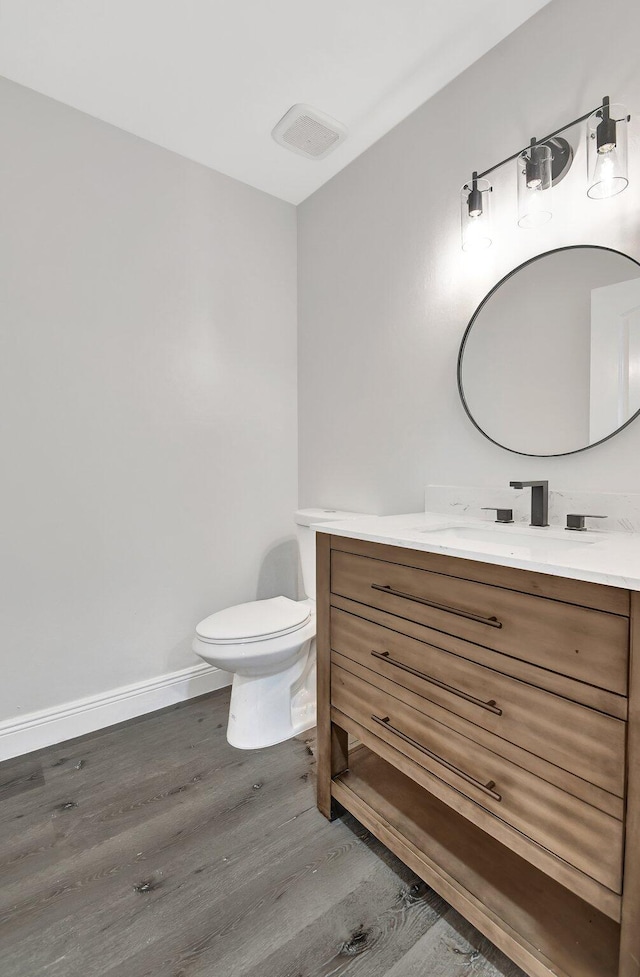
<box><xmin>0</xmin><ymin>0</ymin><xmax>552</xmax><ymax>204</ymax></box>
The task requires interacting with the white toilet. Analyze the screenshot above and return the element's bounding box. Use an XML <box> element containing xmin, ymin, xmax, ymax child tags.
<box><xmin>192</xmin><ymin>508</ymin><xmax>361</xmax><ymax>749</ymax></box>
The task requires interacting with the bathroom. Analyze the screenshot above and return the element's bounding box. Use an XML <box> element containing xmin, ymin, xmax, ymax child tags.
<box><xmin>1</xmin><ymin>0</ymin><xmax>639</xmax><ymax>974</ymax></box>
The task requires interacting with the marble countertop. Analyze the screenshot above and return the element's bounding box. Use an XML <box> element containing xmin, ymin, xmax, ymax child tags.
<box><xmin>318</xmin><ymin>511</ymin><xmax>640</xmax><ymax>591</ymax></box>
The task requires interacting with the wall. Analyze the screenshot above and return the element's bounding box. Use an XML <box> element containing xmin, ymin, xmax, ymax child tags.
<box><xmin>0</xmin><ymin>78</ymin><xmax>298</xmax><ymax>737</ymax></box>
<box><xmin>298</xmin><ymin>0</ymin><xmax>640</xmax><ymax>516</ymax></box>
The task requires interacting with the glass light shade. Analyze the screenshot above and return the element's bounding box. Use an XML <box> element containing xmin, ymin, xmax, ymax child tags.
<box><xmin>517</xmin><ymin>144</ymin><xmax>552</xmax><ymax>228</ymax></box>
<box><xmin>587</xmin><ymin>103</ymin><xmax>629</xmax><ymax>199</ymax></box>
<box><xmin>460</xmin><ymin>178</ymin><xmax>492</xmax><ymax>252</ymax></box>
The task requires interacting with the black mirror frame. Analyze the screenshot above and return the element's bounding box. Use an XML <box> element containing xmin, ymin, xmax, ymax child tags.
<box><xmin>457</xmin><ymin>244</ymin><xmax>640</xmax><ymax>458</ymax></box>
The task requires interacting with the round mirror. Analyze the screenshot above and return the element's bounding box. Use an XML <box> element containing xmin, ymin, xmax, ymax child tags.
<box><xmin>458</xmin><ymin>246</ymin><xmax>640</xmax><ymax>456</ymax></box>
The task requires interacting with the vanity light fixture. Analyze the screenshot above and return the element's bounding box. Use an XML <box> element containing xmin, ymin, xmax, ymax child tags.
<box><xmin>461</xmin><ymin>95</ymin><xmax>631</xmax><ymax>250</ymax></box>
<box><xmin>517</xmin><ymin>140</ymin><xmax>553</xmax><ymax>228</ymax></box>
<box><xmin>587</xmin><ymin>97</ymin><xmax>630</xmax><ymax>199</ymax></box>
<box><xmin>525</xmin><ymin>145</ymin><xmax>546</xmax><ymax>188</ymax></box>
<box><xmin>460</xmin><ymin>171</ymin><xmax>493</xmax><ymax>251</ymax></box>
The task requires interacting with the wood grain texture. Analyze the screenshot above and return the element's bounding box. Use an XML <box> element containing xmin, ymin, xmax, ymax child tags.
<box><xmin>333</xmin><ymin>747</ymin><xmax>620</xmax><ymax>977</ymax></box>
<box><xmin>316</xmin><ymin>530</ymin><xmax>348</xmax><ymax>819</ymax></box>
<box><xmin>319</xmin><ymin>533</ymin><xmax>634</xmax><ymax>977</ymax></box>
<box><xmin>330</xmin><ymin>534</ymin><xmax>630</xmax><ymax>615</ymax></box>
<box><xmin>619</xmin><ymin>590</ymin><xmax>640</xmax><ymax>977</ymax></box>
<box><xmin>335</xmin><ymin>710</ymin><xmax>621</xmax><ymax>922</ymax></box>
<box><xmin>331</xmin><ymin>663</ymin><xmax>623</xmax><ymax>894</ymax></box>
<box><xmin>331</xmin><ymin>708</ymin><xmax>622</xmax><ymax>922</ymax></box>
<box><xmin>331</xmin><ymin>606</ymin><xmax>626</xmax><ymax>798</ymax></box>
<box><xmin>0</xmin><ymin>690</ymin><xmax>524</xmax><ymax>977</ymax></box>
<box><xmin>331</xmin><ymin>592</ymin><xmax>628</xmax><ymax>719</ymax></box>
<box><xmin>332</xmin><ymin>649</ymin><xmax>623</xmax><ymax>821</ymax></box>
<box><xmin>331</xmin><ymin>549</ymin><xmax>630</xmax><ymax>694</ymax></box>
<box><xmin>0</xmin><ymin>759</ymin><xmax>44</xmax><ymax>802</ymax></box>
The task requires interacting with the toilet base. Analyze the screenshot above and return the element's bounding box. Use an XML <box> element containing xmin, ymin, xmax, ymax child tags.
<box><xmin>226</xmin><ymin>638</ymin><xmax>317</xmax><ymax>749</ymax></box>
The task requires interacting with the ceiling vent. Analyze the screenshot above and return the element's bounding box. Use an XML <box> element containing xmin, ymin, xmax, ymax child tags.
<box><xmin>272</xmin><ymin>104</ymin><xmax>347</xmax><ymax>160</ymax></box>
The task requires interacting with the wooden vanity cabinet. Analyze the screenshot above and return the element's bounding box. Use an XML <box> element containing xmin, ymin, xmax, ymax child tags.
<box><xmin>316</xmin><ymin>532</ymin><xmax>640</xmax><ymax>977</ymax></box>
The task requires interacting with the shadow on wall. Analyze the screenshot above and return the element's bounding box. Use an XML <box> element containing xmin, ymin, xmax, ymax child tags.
<box><xmin>256</xmin><ymin>536</ymin><xmax>300</xmax><ymax>601</ymax></box>
<box><xmin>163</xmin><ymin>536</ymin><xmax>300</xmax><ymax>677</ymax></box>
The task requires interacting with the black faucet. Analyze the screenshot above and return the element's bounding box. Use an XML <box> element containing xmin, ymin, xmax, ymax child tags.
<box><xmin>509</xmin><ymin>480</ymin><xmax>549</xmax><ymax>527</ymax></box>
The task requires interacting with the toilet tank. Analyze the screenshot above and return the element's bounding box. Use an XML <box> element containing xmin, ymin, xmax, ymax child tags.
<box><xmin>294</xmin><ymin>508</ymin><xmax>363</xmax><ymax>600</ymax></box>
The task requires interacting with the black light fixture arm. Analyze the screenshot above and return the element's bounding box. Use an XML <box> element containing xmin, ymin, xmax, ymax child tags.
<box><xmin>472</xmin><ymin>96</ymin><xmax>629</xmax><ymax>182</ymax></box>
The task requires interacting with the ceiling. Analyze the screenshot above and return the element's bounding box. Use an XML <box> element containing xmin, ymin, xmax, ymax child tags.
<box><xmin>0</xmin><ymin>0</ymin><xmax>552</xmax><ymax>204</ymax></box>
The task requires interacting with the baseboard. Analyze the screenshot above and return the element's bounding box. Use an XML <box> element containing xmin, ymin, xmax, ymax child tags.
<box><xmin>0</xmin><ymin>662</ymin><xmax>232</xmax><ymax>762</ymax></box>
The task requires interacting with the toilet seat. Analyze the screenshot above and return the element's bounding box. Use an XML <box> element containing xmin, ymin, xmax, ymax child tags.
<box><xmin>195</xmin><ymin>596</ymin><xmax>311</xmax><ymax>645</ymax></box>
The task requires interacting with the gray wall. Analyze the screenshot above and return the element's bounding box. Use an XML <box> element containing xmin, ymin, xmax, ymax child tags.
<box><xmin>298</xmin><ymin>0</ymin><xmax>640</xmax><ymax>516</ymax></box>
<box><xmin>0</xmin><ymin>78</ymin><xmax>298</xmax><ymax>721</ymax></box>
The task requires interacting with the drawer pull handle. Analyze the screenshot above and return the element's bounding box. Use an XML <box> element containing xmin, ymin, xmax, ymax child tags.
<box><xmin>371</xmin><ymin>650</ymin><xmax>502</xmax><ymax>716</ymax></box>
<box><xmin>371</xmin><ymin>714</ymin><xmax>502</xmax><ymax>802</ymax></box>
<box><xmin>371</xmin><ymin>583</ymin><xmax>502</xmax><ymax>629</ymax></box>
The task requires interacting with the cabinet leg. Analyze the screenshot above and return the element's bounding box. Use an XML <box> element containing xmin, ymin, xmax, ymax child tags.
<box><xmin>318</xmin><ymin>722</ymin><xmax>348</xmax><ymax>820</ymax></box>
<box><xmin>316</xmin><ymin>531</ymin><xmax>349</xmax><ymax>819</ymax></box>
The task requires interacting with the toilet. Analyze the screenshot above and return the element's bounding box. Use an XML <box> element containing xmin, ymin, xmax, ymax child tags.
<box><xmin>192</xmin><ymin>508</ymin><xmax>361</xmax><ymax>749</ymax></box>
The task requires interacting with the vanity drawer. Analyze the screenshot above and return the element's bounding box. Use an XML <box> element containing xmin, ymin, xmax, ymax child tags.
<box><xmin>330</xmin><ymin>608</ymin><xmax>625</xmax><ymax>797</ymax></box>
<box><xmin>330</xmin><ymin>550</ymin><xmax>629</xmax><ymax>695</ymax></box>
<box><xmin>331</xmin><ymin>663</ymin><xmax>623</xmax><ymax>893</ymax></box>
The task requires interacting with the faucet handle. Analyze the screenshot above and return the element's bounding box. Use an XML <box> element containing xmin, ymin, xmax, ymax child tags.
<box><xmin>481</xmin><ymin>507</ymin><xmax>514</xmax><ymax>524</ymax></box>
<box><xmin>565</xmin><ymin>514</ymin><xmax>607</xmax><ymax>532</ymax></box>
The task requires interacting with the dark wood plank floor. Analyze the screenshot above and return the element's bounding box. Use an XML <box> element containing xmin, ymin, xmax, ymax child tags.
<box><xmin>0</xmin><ymin>689</ymin><xmax>525</xmax><ymax>977</ymax></box>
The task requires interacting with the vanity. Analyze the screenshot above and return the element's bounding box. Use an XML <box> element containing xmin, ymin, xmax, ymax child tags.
<box><xmin>315</xmin><ymin>512</ymin><xmax>640</xmax><ymax>977</ymax></box>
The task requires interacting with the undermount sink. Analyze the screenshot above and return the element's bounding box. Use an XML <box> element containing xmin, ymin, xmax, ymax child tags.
<box><xmin>416</xmin><ymin>525</ymin><xmax>599</xmax><ymax>553</ymax></box>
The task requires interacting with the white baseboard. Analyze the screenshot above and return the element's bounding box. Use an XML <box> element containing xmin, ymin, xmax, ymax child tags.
<box><xmin>0</xmin><ymin>663</ymin><xmax>232</xmax><ymax>762</ymax></box>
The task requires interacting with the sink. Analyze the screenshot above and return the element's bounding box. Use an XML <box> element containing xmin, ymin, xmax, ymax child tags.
<box><xmin>416</xmin><ymin>525</ymin><xmax>598</xmax><ymax>554</ymax></box>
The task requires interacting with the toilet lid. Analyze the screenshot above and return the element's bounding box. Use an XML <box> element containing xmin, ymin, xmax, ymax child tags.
<box><xmin>195</xmin><ymin>596</ymin><xmax>311</xmax><ymax>644</ymax></box>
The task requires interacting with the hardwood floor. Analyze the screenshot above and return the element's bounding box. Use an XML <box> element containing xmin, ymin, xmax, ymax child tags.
<box><xmin>0</xmin><ymin>689</ymin><xmax>524</xmax><ymax>977</ymax></box>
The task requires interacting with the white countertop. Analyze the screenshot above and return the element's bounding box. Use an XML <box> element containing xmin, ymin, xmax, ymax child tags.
<box><xmin>318</xmin><ymin>511</ymin><xmax>640</xmax><ymax>591</ymax></box>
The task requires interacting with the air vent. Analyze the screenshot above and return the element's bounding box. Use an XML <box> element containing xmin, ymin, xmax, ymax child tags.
<box><xmin>272</xmin><ymin>104</ymin><xmax>347</xmax><ymax>160</ymax></box>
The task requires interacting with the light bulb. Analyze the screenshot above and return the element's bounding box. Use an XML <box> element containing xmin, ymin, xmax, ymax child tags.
<box><xmin>595</xmin><ymin>152</ymin><xmax>615</xmax><ymax>197</ymax></box>
<box><xmin>587</xmin><ymin>101</ymin><xmax>629</xmax><ymax>199</ymax></box>
<box><xmin>461</xmin><ymin>176</ymin><xmax>492</xmax><ymax>251</ymax></box>
<box><xmin>588</xmin><ymin>143</ymin><xmax>628</xmax><ymax>199</ymax></box>
<box><xmin>599</xmin><ymin>138</ymin><xmax>616</xmax><ymax>155</ymax></box>
<box><xmin>462</xmin><ymin>214</ymin><xmax>491</xmax><ymax>251</ymax></box>
<box><xmin>525</xmin><ymin>160</ymin><xmax>543</xmax><ymax>189</ymax></box>
<box><xmin>517</xmin><ymin>144</ymin><xmax>552</xmax><ymax>227</ymax></box>
<box><xmin>467</xmin><ymin>186</ymin><xmax>483</xmax><ymax>218</ymax></box>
